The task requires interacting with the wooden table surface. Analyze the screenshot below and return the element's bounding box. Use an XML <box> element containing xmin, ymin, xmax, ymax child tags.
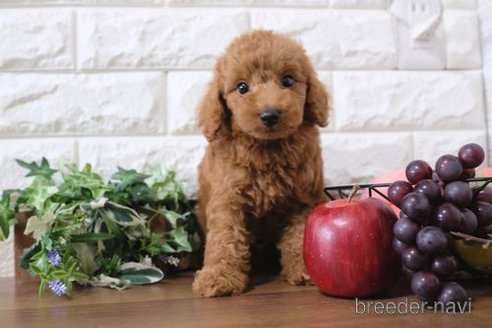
<box><xmin>1</xmin><ymin>273</ymin><xmax>491</xmax><ymax>328</ymax></box>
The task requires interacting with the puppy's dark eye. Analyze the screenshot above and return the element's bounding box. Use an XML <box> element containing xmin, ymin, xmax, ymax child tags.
<box><xmin>237</xmin><ymin>82</ymin><xmax>249</xmax><ymax>95</ymax></box>
<box><xmin>281</xmin><ymin>75</ymin><xmax>295</xmax><ymax>88</ymax></box>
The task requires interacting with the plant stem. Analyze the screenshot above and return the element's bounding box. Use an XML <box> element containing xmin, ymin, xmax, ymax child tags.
<box><xmin>451</xmin><ymin>231</ymin><xmax>492</xmax><ymax>249</ymax></box>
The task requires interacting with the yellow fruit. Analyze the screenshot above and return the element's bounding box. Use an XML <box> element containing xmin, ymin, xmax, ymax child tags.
<box><xmin>452</xmin><ymin>238</ymin><xmax>492</xmax><ymax>274</ymax></box>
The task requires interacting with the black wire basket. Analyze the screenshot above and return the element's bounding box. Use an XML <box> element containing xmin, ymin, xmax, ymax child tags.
<box><xmin>323</xmin><ymin>177</ymin><xmax>492</xmax><ymax>284</ymax></box>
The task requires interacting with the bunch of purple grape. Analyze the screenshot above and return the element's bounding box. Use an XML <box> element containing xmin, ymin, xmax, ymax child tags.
<box><xmin>388</xmin><ymin>143</ymin><xmax>490</xmax><ymax>307</ymax></box>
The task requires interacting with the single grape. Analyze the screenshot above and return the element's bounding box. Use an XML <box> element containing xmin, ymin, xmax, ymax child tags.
<box><xmin>458</xmin><ymin>143</ymin><xmax>485</xmax><ymax>169</ymax></box>
<box><xmin>400</xmin><ymin>207</ymin><xmax>426</xmax><ymax>225</ymax></box>
<box><xmin>469</xmin><ymin>201</ymin><xmax>492</xmax><ymax>227</ymax></box>
<box><xmin>435</xmin><ymin>155</ymin><xmax>463</xmax><ymax>182</ymax></box>
<box><xmin>393</xmin><ymin>217</ymin><xmax>420</xmax><ymax>244</ymax></box>
<box><xmin>414</xmin><ymin>179</ymin><xmax>442</xmax><ymax>204</ymax></box>
<box><xmin>392</xmin><ymin>238</ymin><xmax>409</xmax><ymax>255</ymax></box>
<box><xmin>460</xmin><ymin>168</ymin><xmax>476</xmax><ymax>180</ymax></box>
<box><xmin>406</xmin><ymin>160</ymin><xmax>433</xmax><ymax>184</ymax></box>
<box><xmin>388</xmin><ymin>180</ymin><xmax>414</xmax><ymax>207</ymax></box>
<box><xmin>443</xmin><ymin>181</ymin><xmax>473</xmax><ymax>208</ymax></box>
<box><xmin>460</xmin><ymin>208</ymin><xmax>478</xmax><ymax>234</ymax></box>
<box><xmin>431</xmin><ymin>254</ymin><xmax>457</xmax><ymax>278</ymax></box>
<box><xmin>474</xmin><ymin>186</ymin><xmax>492</xmax><ymax>204</ymax></box>
<box><xmin>434</xmin><ymin>203</ymin><xmax>462</xmax><ymax>231</ymax></box>
<box><xmin>416</xmin><ymin>226</ymin><xmax>448</xmax><ymax>256</ymax></box>
<box><xmin>438</xmin><ymin>282</ymin><xmax>469</xmax><ymax>308</ymax></box>
<box><xmin>411</xmin><ymin>271</ymin><xmax>441</xmax><ymax>303</ymax></box>
<box><xmin>400</xmin><ymin>192</ymin><xmax>432</xmax><ymax>221</ymax></box>
<box><xmin>402</xmin><ymin>246</ymin><xmax>428</xmax><ymax>271</ymax></box>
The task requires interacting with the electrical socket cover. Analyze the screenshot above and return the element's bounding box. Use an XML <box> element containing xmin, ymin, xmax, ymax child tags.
<box><xmin>390</xmin><ymin>0</ymin><xmax>446</xmax><ymax>69</ymax></box>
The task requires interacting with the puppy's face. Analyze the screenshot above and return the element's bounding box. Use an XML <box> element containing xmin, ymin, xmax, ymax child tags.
<box><xmin>220</xmin><ymin>33</ymin><xmax>309</xmax><ymax>140</ymax></box>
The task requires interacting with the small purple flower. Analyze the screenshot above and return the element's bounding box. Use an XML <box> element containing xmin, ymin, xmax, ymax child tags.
<box><xmin>47</xmin><ymin>249</ymin><xmax>61</xmax><ymax>266</ymax></box>
<box><xmin>48</xmin><ymin>280</ymin><xmax>68</xmax><ymax>297</ymax></box>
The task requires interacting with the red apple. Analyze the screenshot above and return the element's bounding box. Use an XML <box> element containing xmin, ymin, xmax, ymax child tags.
<box><xmin>303</xmin><ymin>197</ymin><xmax>401</xmax><ymax>297</ymax></box>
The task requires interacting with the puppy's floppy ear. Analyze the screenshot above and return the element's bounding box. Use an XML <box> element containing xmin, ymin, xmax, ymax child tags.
<box><xmin>197</xmin><ymin>71</ymin><xmax>230</xmax><ymax>141</ymax></box>
<box><xmin>304</xmin><ymin>73</ymin><xmax>329</xmax><ymax>127</ymax></box>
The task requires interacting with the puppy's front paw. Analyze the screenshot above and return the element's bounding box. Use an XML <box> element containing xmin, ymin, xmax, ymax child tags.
<box><xmin>192</xmin><ymin>266</ymin><xmax>248</xmax><ymax>297</ymax></box>
<box><xmin>281</xmin><ymin>265</ymin><xmax>311</xmax><ymax>286</ymax></box>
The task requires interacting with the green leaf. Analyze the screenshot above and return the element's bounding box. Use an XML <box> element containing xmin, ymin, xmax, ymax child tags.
<box><xmin>118</xmin><ymin>269</ymin><xmax>163</xmax><ymax>284</ymax></box>
<box><xmin>100</xmin><ymin>216</ymin><xmax>124</xmax><ymax>237</ymax></box>
<box><xmin>21</xmin><ymin>178</ymin><xmax>58</xmax><ymax>212</ymax></box>
<box><xmin>105</xmin><ymin>203</ymin><xmax>133</xmax><ymax>223</ymax></box>
<box><xmin>66</xmin><ymin>281</ymin><xmax>73</xmax><ymax>295</ymax></box>
<box><xmin>68</xmin><ymin>261</ymin><xmax>77</xmax><ymax>275</ymax></box>
<box><xmin>73</xmin><ymin>272</ymin><xmax>90</xmax><ymax>284</ymax></box>
<box><xmin>40</xmin><ymin>234</ymin><xmax>53</xmax><ymax>250</ymax></box>
<box><xmin>168</xmin><ymin>226</ymin><xmax>192</xmax><ymax>253</ymax></box>
<box><xmin>59</xmin><ymin>163</ymin><xmax>107</xmax><ymax>199</ymax></box>
<box><xmin>138</xmin><ymin>232</ymin><xmax>162</xmax><ymax>256</ymax></box>
<box><xmin>100</xmin><ymin>255</ymin><xmax>121</xmax><ymax>277</ymax></box>
<box><xmin>71</xmin><ymin>243</ymin><xmax>100</xmax><ymax>276</ymax></box>
<box><xmin>145</xmin><ymin>166</ymin><xmax>185</xmax><ymax>209</ymax></box>
<box><xmin>33</xmin><ymin>255</ymin><xmax>49</xmax><ymax>273</ymax></box>
<box><xmin>71</xmin><ymin>233</ymin><xmax>115</xmax><ymax>243</ymax></box>
<box><xmin>160</xmin><ymin>242</ymin><xmax>176</xmax><ymax>253</ymax></box>
<box><xmin>20</xmin><ymin>243</ymin><xmax>42</xmax><ymax>270</ymax></box>
<box><xmin>30</xmin><ymin>250</ymin><xmax>44</xmax><ymax>261</ymax></box>
<box><xmin>24</xmin><ymin>208</ymin><xmax>57</xmax><ymax>241</ymax></box>
<box><xmin>0</xmin><ymin>190</ymin><xmax>19</xmax><ymax>240</ymax></box>
<box><xmin>111</xmin><ymin>167</ymin><xmax>150</xmax><ymax>191</ymax></box>
<box><xmin>50</xmin><ymin>269</ymin><xmax>68</xmax><ymax>277</ymax></box>
<box><xmin>117</xmin><ymin>262</ymin><xmax>164</xmax><ymax>285</ymax></box>
<box><xmin>30</xmin><ymin>264</ymin><xmax>43</xmax><ymax>276</ymax></box>
<box><xmin>101</xmin><ymin>202</ymin><xmax>145</xmax><ymax>227</ymax></box>
<box><xmin>160</xmin><ymin>208</ymin><xmax>183</xmax><ymax>227</ymax></box>
<box><xmin>129</xmin><ymin>183</ymin><xmax>153</xmax><ymax>205</ymax></box>
<box><xmin>16</xmin><ymin>158</ymin><xmax>57</xmax><ymax>180</ymax></box>
<box><xmin>0</xmin><ymin>199</ymin><xmax>11</xmax><ymax>241</ymax></box>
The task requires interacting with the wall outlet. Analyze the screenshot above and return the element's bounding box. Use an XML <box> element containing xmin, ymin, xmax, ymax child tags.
<box><xmin>408</xmin><ymin>0</ymin><xmax>442</xmax><ymax>47</ymax></box>
<box><xmin>390</xmin><ymin>0</ymin><xmax>446</xmax><ymax>69</ymax></box>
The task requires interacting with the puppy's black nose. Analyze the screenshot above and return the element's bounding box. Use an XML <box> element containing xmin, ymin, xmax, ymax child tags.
<box><xmin>259</xmin><ymin>109</ymin><xmax>280</xmax><ymax>127</ymax></box>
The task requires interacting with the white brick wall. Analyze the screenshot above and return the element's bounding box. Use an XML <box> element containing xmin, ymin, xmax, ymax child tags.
<box><xmin>78</xmin><ymin>9</ymin><xmax>250</xmax><ymax>69</ymax></box>
<box><xmin>0</xmin><ymin>10</ymin><xmax>74</xmax><ymax>70</ymax></box>
<box><xmin>0</xmin><ymin>0</ymin><xmax>489</xmax><ymax>277</ymax></box>
<box><xmin>1</xmin><ymin>73</ymin><xmax>166</xmax><ymax>135</ymax></box>
<box><xmin>333</xmin><ymin>71</ymin><xmax>485</xmax><ymax>131</ymax></box>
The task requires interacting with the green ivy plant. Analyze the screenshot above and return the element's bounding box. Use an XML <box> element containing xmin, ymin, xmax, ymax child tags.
<box><xmin>0</xmin><ymin>158</ymin><xmax>200</xmax><ymax>298</ymax></box>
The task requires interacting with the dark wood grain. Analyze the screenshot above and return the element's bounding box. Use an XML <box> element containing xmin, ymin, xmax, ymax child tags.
<box><xmin>0</xmin><ymin>273</ymin><xmax>491</xmax><ymax>328</ymax></box>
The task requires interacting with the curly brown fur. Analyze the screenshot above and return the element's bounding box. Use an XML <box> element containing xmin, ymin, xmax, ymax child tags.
<box><xmin>192</xmin><ymin>30</ymin><xmax>329</xmax><ymax>297</ymax></box>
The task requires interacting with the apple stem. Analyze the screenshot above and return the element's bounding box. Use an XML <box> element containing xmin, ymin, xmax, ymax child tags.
<box><xmin>348</xmin><ymin>185</ymin><xmax>360</xmax><ymax>203</ymax></box>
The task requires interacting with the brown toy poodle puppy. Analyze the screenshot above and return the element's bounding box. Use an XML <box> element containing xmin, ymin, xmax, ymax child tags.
<box><xmin>192</xmin><ymin>30</ymin><xmax>329</xmax><ymax>297</ymax></box>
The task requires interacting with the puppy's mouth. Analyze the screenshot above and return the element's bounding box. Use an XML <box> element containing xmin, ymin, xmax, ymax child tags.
<box><xmin>248</xmin><ymin>124</ymin><xmax>297</xmax><ymax>140</ymax></box>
